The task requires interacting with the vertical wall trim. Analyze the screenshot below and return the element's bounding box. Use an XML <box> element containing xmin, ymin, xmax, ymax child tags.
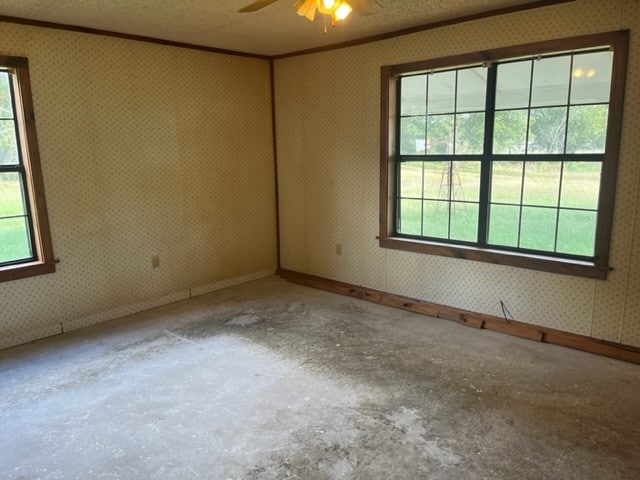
<box><xmin>269</xmin><ymin>59</ymin><xmax>281</xmax><ymax>270</ymax></box>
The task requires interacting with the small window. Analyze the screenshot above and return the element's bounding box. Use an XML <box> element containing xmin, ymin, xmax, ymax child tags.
<box><xmin>380</xmin><ymin>31</ymin><xmax>628</xmax><ymax>279</ymax></box>
<box><xmin>0</xmin><ymin>56</ymin><xmax>55</xmax><ymax>282</ymax></box>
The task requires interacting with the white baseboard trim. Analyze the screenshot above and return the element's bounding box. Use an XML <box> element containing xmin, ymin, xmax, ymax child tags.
<box><xmin>2</xmin><ymin>267</ymin><xmax>278</xmax><ymax>351</ymax></box>
<box><xmin>189</xmin><ymin>268</ymin><xmax>277</xmax><ymax>297</ymax></box>
<box><xmin>1</xmin><ymin>324</ymin><xmax>64</xmax><ymax>351</ymax></box>
<box><xmin>61</xmin><ymin>290</ymin><xmax>191</xmax><ymax>334</ymax></box>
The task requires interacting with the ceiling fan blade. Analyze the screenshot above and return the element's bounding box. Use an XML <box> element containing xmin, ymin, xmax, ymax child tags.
<box><xmin>238</xmin><ymin>0</ymin><xmax>279</xmax><ymax>13</ymax></box>
<box><xmin>349</xmin><ymin>0</ymin><xmax>383</xmax><ymax>16</ymax></box>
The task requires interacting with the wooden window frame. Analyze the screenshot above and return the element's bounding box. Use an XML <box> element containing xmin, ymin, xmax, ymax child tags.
<box><xmin>0</xmin><ymin>56</ymin><xmax>55</xmax><ymax>283</ymax></box>
<box><xmin>379</xmin><ymin>31</ymin><xmax>629</xmax><ymax>280</ymax></box>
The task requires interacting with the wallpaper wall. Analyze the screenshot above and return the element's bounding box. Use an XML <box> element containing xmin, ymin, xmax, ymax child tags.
<box><xmin>2</xmin><ymin>0</ymin><xmax>638</xmax><ymax>352</ymax></box>
<box><xmin>0</xmin><ymin>24</ymin><xmax>277</xmax><ymax>349</ymax></box>
<box><xmin>275</xmin><ymin>0</ymin><xmax>640</xmax><ymax>347</ymax></box>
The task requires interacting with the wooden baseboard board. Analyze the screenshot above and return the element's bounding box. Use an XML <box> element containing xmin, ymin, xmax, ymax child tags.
<box><xmin>277</xmin><ymin>268</ymin><xmax>640</xmax><ymax>365</ymax></box>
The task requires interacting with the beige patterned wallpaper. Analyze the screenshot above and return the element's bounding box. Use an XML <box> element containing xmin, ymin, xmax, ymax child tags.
<box><xmin>0</xmin><ymin>24</ymin><xmax>277</xmax><ymax>349</ymax></box>
<box><xmin>2</xmin><ymin>0</ymin><xmax>638</xmax><ymax>352</ymax></box>
<box><xmin>275</xmin><ymin>0</ymin><xmax>640</xmax><ymax>347</ymax></box>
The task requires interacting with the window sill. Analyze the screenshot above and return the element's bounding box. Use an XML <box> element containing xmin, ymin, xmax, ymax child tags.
<box><xmin>379</xmin><ymin>236</ymin><xmax>609</xmax><ymax>280</ymax></box>
<box><xmin>0</xmin><ymin>260</ymin><xmax>56</xmax><ymax>283</ymax></box>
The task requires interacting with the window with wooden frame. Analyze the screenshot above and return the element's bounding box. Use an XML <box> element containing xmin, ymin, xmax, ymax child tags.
<box><xmin>0</xmin><ymin>56</ymin><xmax>55</xmax><ymax>282</ymax></box>
<box><xmin>379</xmin><ymin>31</ymin><xmax>628</xmax><ymax>279</ymax></box>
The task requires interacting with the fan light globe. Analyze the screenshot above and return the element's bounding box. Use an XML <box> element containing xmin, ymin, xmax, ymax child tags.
<box><xmin>334</xmin><ymin>2</ymin><xmax>352</xmax><ymax>20</ymax></box>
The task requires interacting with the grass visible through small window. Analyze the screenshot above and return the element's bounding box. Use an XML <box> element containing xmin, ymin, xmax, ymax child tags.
<box><xmin>488</xmin><ymin>162</ymin><xmax>599</xmax><ymax>256</ymax></box>
<box><xmin>0</xmin><ymin>175</ymin><xmax>33</xmax><ymax>263</ymax></box>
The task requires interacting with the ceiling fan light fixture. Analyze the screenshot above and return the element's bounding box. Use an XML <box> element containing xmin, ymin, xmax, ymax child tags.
<box><xmin>299</xmin><ymin>0</ymin><xmax>353</xmax><ymax>23</ymax></box>
<box><xmin>240</xmin><ymin>0</ymin><xmax>380</xmax><ymax>21</ymax></box>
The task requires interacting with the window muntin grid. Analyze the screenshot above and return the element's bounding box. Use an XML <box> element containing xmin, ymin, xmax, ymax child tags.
<box><xmin>395</xmin><ymin>48</ymin><xmax>612</xmax><ymax>260</ymax></box>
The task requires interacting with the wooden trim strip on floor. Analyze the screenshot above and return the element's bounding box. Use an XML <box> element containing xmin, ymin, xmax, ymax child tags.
<box><xmin>277</xmin><ymin>268</ymin><xmax>640</xmax><ymax>365</ymax></box>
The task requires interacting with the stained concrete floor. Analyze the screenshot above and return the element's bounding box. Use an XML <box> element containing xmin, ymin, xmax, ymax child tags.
<box><xmin>1</xmin><ymin>277</ymin><xmax>640</xmax><ymax>479</ymax></box>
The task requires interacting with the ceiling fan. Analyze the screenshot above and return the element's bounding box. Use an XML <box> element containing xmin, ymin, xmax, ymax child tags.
<box><xmin>239</xmin><ymin>0</ymin><xmax>383</xmax><ymax>28</ymax></box>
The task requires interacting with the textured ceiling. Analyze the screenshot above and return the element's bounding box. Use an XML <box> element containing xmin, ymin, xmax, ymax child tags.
<box><xmin>0</xmin><ymin>0</ymin><xmax>550</xmax><ymax>56</ymax></box>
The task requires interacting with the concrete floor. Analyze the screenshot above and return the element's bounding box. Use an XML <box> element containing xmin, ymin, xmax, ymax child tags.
<box><xmin>1</xmin><ymin>277</ymin><xmax>639</xmax><ymax>479</ymax></box>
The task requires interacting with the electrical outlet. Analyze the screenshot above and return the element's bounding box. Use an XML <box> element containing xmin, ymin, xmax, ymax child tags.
<box><xmin>151</xmin><ymin>255</ymin><xmax>160</xmax><ymax>268</ymax></box>
<box><xmin>335</xmin><ymin>244</ymin><xmax>342</xmax><ymax>255</ymax></box>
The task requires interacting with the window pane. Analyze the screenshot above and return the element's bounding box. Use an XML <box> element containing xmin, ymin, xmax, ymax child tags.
<box><xmin>488</xmin><ymin>204</ymin><xmax>520</xmax><ymax>247</ymax></box>
<box><xmin>0</xmin><ymin>73</ymin><xmax>13</xmax><ymax>118</ymax></box>
<box><xmin>399</xmin><ymin>162</ymin><xmax>423</xmax><ymax>198</ymax></box>
<box><xmin>522</xmin><ymin>161</ymin><xmax>561</xmax><ymax>207</ymax></box>
<box><xmin>493</xmin><ymin>110</ymin><xmax>527</xmax><ymax>154</ymax></box>
<box><xmin>0</xmin><ymin>119</ymin><xmax>19</xmax><ymax>165</ymax></box>
<box><xmin>427</xmin><ymin>70</ymin><xmax>456</xmax><ymax>114</ymax></box>
<box><xmin>423</xmin><ymin>200</ymin><xmax>449</xmax><ymax>238</ymax></box>
<box><xmin>556</xmin><ymin>209</ymin><xmax>596</xmax><ymax>257</ymax></box>
<box><xmin>401</xmin><ymin>75</ymin><xmax>427</xmax><ymax>116</ymax></box>
<box><xmin>528</xmin><ymin>107</ymin><xmax>567</xmax><ymax>154</ymax></box>
<box><xmin>531</xmin><ymin>56</ymin><xmax>571</xmax><ymax>107</ymax></box>
<box><xmin>560</xmin><ymin>162</ymin><xmax>601</xmax><ymax>210</ymax></box>
<box><xmin>0</xmin><ymin>216</ymin><xmax>32</xmax><ymax>263</ymax></box>
<box><xmin>519</xmin><ymin>206</ymin><xmax>557</xmax><ymax>252</ymax></box>
<box><xmin>455</xmin><ymin>161</ymin><xmax>481</xmax><ymax>202</ymax></box>
<box><xmin>490</xmin><ymin>161</ymin><xmax>523</xmax><ymax>204</ymax></box>
<box><xmin>427</xmin><ymin>114</ymin><xmax>454</xmax><ymax>154</ymax></box>
<box><xmin>455</xmin><ymin>112</ymin><xmax>484</xmax><ymax>154</ymax></box>
<box><xmin>0</xmin><ymin>172</ymin><xmax>27</xmax><ymax>216</ymax></box>
<box><xmin>398</xmin><ymin>199</ymin><xmax>422</xmax><ymax>235</ymax></box>
<box><xmin>457</xmin><ymin>67</ymin><xmax>487</xmax><ymax>112</ymax></box>
<box><xmin>495</xmin><ymin>60</ymin><xmax>531</xmax><ymax>110</ymax></box>
<box><xmin>571</xmin><ymin>51</ymin><xmax>613</xmax><ymax>105</ymax></box>
<box><xmin>566</xmin><ymin>105</ymin><xmax>608</xmax><ymax>154</ymax></box>
<box><xmin>450</xmin><ymin>202</ymin><xmax>478</xmax><ymax>242</ymax></box>
<box><xmin>424</xmin><ymin>161</ymin><xmax>480</xmax><ymax>203</ymax></box>
<box><xmin>424</xmin><ymin>161</ymin><xmax>450</xmax><ymax>200</ymax></box>
<box><xmin>400</xmin><ymin>116</ymin><xmax>426</xmax><ymax>155</ymax></box>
